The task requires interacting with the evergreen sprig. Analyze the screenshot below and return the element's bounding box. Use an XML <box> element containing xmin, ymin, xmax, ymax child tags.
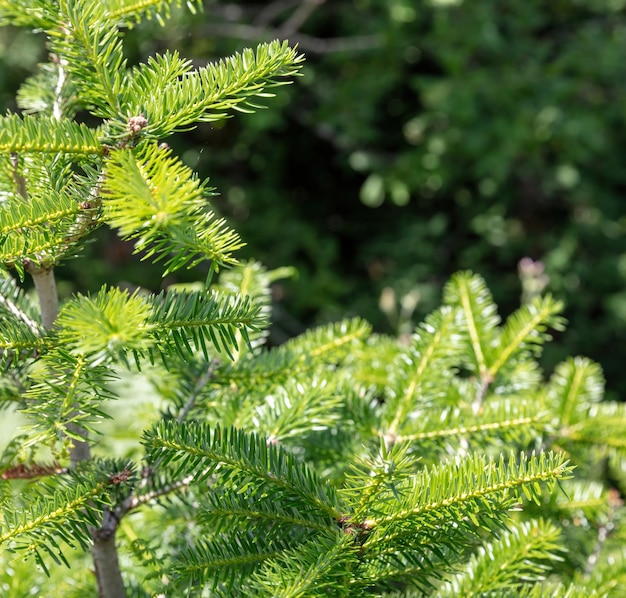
<box><xmin>118</xmin><ymin>40</ymin><xmax>304</xmax><ymax>137</ymax></box>
<box><xmin>437</xmin><ymin>519</ymin><xmax>564</xmax><ymax>596</ymax></box>
<box><xmin>55</xmin><ymin>284</ymin><xmax>265</xmax><ymax>364</ymax></box>
<box><xmin>106</xmin><ymin>0</ymin><xmax>201</xmax><ymax>28</ymax></box>
<box><xmin>0</xmin><ymin>114</ymin><xmax>102</xmax><ymax>155</ymax></box>
<box><xmin>102</xmin><ymin>143</ymin><xmax>243</xmax><ymax>273</ymax></box>
<box><xmin>20</xmin><ymin>349</ymin><xmax>117</xmax><ymax>446</ymax></box>
<box><xmin>142</xmin><ymin>422</ymin><xmax>343</xmax><ymax>521</ymax></box>
<box><xmin>0</xmin><ymin>471</ymin><xmax>113</xmax><ymax>573</ymax></box>
<box><xmin>444</xmin><ymin>270</ymin><xmax>501</xmax><ymax>380</ymax></box>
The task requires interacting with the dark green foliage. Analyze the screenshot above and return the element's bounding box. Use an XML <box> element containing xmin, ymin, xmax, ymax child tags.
<box><xmin>0</xmin><ymin>2</ymin><xmax>625</xmax><ymax>597</ymax></box>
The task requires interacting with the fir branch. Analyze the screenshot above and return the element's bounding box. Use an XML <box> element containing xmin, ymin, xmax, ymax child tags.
<box><xmin>17</xmin><ymin>62</ymin><xmax>79</xmax><ymax>118</ymax></box>
<box><xmin>549</xmin><ymin>479</ymin><xmax>614</xmax><ymax>522</ymax></box>
<box><xmin>235</xmin><ymin>377</ymin><xmax>344</xmax><ymax>443</ymax></box>
<box><xmin>106</xmin><ymin>0</ymin><xmax>202</xmax><ymax>27</ymax></box>
<box><xmin>0</xmin><ymin>114</ymin><xmax>102</xmax><ymax>155</ymax></box>
<box><xmin>142</xmin><ymin>422</ymin><xmax>344</xmax><ymax>521</ymax></box>
<box><xmin>217</xmin><ymin>317</ymin><xmax>371</xmax><ymax>389</ymax></box>
<box><xmin>514</xmin><ymin>583</ymin><xmax>607</xmax><ymax>598</ymax></box>
<box><xmin>55</xmin><ymin>285</ymin><xmax>154</xmax><ymax>365</ymax></box>
<box><xmin>444</xmin><ymin>271</ymin><xmax>500</xmax><ymax>382</ymax></box>
<box><xmin>0</xmin><ymin>474</ymin><xmax>113</xmax><ymax>575</ymax></box>
<box><xmin>176</xmin><ymin>359</ymin><xmax>218</xmax><ymax>422</ymax></box>
<box><xmin>360</xmin><ymin>451</ymin><xmax>572</xmax><ymax>545</ymax></box>
<box><xmin>383</xmin><ymin>306</ymin><xmax>463</xmax><ymax>438</ymax></box>
<box><xmin>213</xmin><ymin>261</ymin><xmax>295</xmax><ymax>354</ymax></box>
<box><xmin>0</xmin><ymin>273</ymin><xmax>45</xmax><ymax>368</ymax></box>
<box><xmin>0</xmin><ymin>318</ymin><xmax>49</xmax><ymax>370</ymax></box>
<box><xmin>0</xmin><ymin>157</ymin><xmax>102</xmax><ymax>275</ymax></box>
<box><xmin>50</xmin><ymin>0</ymin><xmax>129</xmax><ymax>118</ymax></box>
<box><xmin>102</xmin><ymin>144</ymin><xmax>244</xmax><ymax>273</ymax></box>
<box><xmin>248</xmin><ymin>533</ymin><xmax>355</xmax><ymax>597</ymax></box>
<box><xmin>56</xmin><ymin>285</ymin><xmax>265</xmax><ymax>364</ymax></box>
<box><xmin>292</xmin><ymin>317</ymin><xmax>371</xmax><ymax>360</ymax></box>
<box><xmin>117</xmin><ymin>40</ymin><xmax>304</xmax><ymax>137</ymax></box>
<box><xmin>343</xmin><ymin>451</ymin><xmax>572</xmax><ymax>593</ymax></box>
<box><xmin>547</xmin><ymin>356</ymin><xmax>605</xmax><ymax>426</ymax></box>
<box><xmin>199</xmin><ymin>489</ymin><xmax>332</xmax><ymax>537</ymax></box>
<box><xmin>20</xmin><ymin>349</ymin><xmax>117</xmax><ymax>450</ymax></box>
<box><xmin>148</xmin><ymin>288</ymin><xmax>265</xmax><ymax>360</ymax></box>
<box><xmin>563</xmin><ymin>401</ymin><xmax>626</xmax><ymax>452</ymax></box>
<box><xmin>488</xmin><ymin>294</ymin><xmax>565</xmax><ymax>380</ymax></box>
<box><xmin>344</xmin><ymin>441</ymin><xmax>421</xmax><ymax>523</ymax></box>
<box><xmin>0</xmin><ymin>271</ymin><xmax>42</xmax><ymax>335</ymax></box>
<box><xmin>125</xmin><ymin>470</ymin><xmax>195</xmax><ymax>511</ymax></box>
<box><xmin>391</xmin><ymin>399</ymin><xmax>548</xmax><ymax>449</ymax></box>
<box><xmin>437</xmin><ymin>519</ymin><xmax>564</xmax><ymax>596</ymax></box>
<box><xmin>169</xmin><ymin>533</ymin><xmax>289</xmax><ymax>593</ymax></box>
<box><xmin>0</xmin><ymin>0</ymin><xmax>57</xmax><ymax>29</ymax></box>
<box><xmin>577</xmin><ymin>541</ymin><xmax>626</xmax><ymax>596</ymax></box>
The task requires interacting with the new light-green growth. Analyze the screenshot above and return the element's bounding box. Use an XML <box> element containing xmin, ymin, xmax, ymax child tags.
<box><xmin>1</xmin><ymin>1</ymin><xmax>625</xmax><ymax>597</ymax></box>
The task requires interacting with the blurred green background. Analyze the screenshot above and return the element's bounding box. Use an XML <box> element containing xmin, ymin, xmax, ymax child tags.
<box><xmin>2</xmin><ymin>0</ymin><xmax>626</xmax><ymax>399</ymax></box>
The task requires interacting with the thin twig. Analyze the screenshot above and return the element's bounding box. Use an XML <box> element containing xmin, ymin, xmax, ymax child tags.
<box><xmin>177</xmin><ymin>359</ymin><xmax>219</xmax><ymax>422</ymax></box>
<box><xmin>52</xmin><ymin>55</ymin><xmax>67</xmax><ymax>121</ymax></box>
<box><xmin>584</xmin><ymin>489</ymin><xmax>622</xmax><ymax>576</ymax></box>
<box><xmin>122</xmin><ymin>472</ymin><xmax>196</xmax><ymax>514</ymax></box>
<box><xmin>253</xmin><ymin>0</ymin><xmax>299</xmax><ymax>27</ymax></box>
<box><xmin>0</xmin><ymin>290</ymin><xmax>41</xmax><ymax>335</ymax></box>
<box><xmin>10</xmin><ymin>153</ymin><xmax>28</xmax><ymax>200</ymax></box>
<box><xmin>196</xmin><ymin>22</ymin><xmax>382</xmax><ymax>54</ymax></box>
<box><xmin>278</xmin><ymin>0</ymin><xmax>326</xmax><ymax>37</ymax></box>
